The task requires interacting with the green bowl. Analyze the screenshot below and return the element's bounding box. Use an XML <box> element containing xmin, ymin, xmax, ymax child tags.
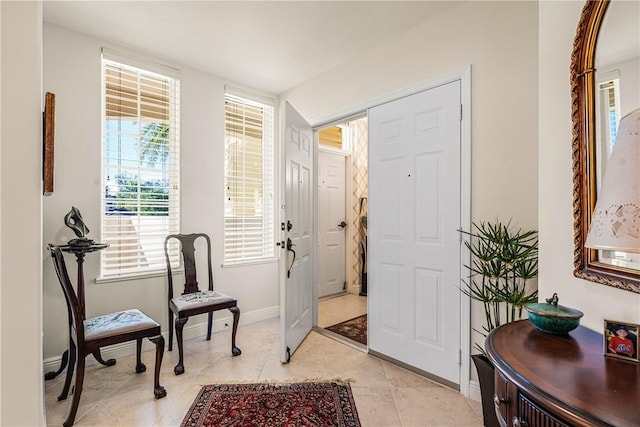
<box><xmin>525</xmin><ymin>294</ymin><xmax>583</xmax><ymax>335</ymax></box>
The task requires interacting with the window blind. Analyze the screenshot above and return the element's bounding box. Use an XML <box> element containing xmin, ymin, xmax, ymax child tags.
<box><xmin>101</xmin><ymin>58</ymin><xmax>181</xmax><ymax>278</ymax></box>
<box><xmin>224</xmin><ymin>94</ymin><xmax>274</xmax><ymax>263</ymax></box>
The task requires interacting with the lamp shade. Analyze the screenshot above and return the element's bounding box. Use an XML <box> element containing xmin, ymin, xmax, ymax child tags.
<box><xmin>585</xmin><ymin>108</ymin><xmax>640</xmax><ymax>253</ymax></box>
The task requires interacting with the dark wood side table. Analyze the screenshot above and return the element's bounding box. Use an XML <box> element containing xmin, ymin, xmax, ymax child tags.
<box><xmin>486</xmin><ymin>320</ymin><xmax>639</xmax><ymax>427</ymax></box>
<box><xmin>45</xmin><ymin>242</ymin><xmax>108</xmax><ymax>381</ymax></box>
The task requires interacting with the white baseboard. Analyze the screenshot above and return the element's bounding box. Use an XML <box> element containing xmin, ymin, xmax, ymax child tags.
<box><xmin>468</xmin><ymin>379</ymin><xmax>481</xmax><ymax>403</ymax></box>
<box><xmin>43</xmin><ymin>305</ymin><xmax>279</xmax><ymax>373</ymax></box>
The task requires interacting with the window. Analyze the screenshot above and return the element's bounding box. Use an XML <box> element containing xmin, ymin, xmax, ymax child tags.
<box><xmin>224</xmin><ymin>93</ymin><xmax>274</xmax><ymax>263</ymax></box>
<box><xmin>101</xmin><ymin>54</ymin><xmax>180</xmax><ymax>278</ymax></box>
<box><xmin>598</xmin><ymin>78</ymin><xmax>621</xmax><ymax>160</ymax></box>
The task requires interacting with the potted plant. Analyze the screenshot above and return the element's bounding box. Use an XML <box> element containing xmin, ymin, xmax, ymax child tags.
<box><xmin>460</xmin><ymin>220</ymin><xmax>538</xmax><ymax>427</ymax></box>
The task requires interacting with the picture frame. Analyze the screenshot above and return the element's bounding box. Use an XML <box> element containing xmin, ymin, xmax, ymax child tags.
<box><xmin>604</xmin><ymin>319</ymin><xmax>639</xmax><ymax>362</ymax></box>
<box><xmin>43</xmin><ymin>91</ymin><xmax>55</xmax><ymax>195</ymax></box>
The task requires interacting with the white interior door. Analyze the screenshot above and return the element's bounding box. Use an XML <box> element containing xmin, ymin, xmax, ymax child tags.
<box><xmin>317</xmin><ymin>150</ymin><xmax>347</xmax><ymax>298</ymax></box>
<box><xmin>280</xmin><ymin>102</ymin><xmax>314</xmax><ymax>363</ymax></box>
<box><xmin>368</xmin><ymin>80</ymin><xmax>462</xmax><ymax>386</ymax></box>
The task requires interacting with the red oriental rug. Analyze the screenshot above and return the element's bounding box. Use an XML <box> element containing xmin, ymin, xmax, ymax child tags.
<box><xmin>181</xmin><ymin>381</ymin><xmax>361</xmax><ymax>427</ymax></box>
<box><xmin>325</xmin><ymin>314</ymin><xmax>367</xmax><ymax>345</ymax></box>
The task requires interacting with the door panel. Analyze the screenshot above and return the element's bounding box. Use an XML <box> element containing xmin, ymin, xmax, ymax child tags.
<box><xmin>280</xmin><ymin>102</ymin><xmax>313</xmax><ymax>363</ymax></box>
<box><xmin>415</xmin><ymin>268</ymin><xmax>441</xmax><ymax>344</ymax></box>
<box><xmin>369</xmin><ymin>81</ymin><xmax>461</xmax><ymax>385</ymax></box>
<box><xmin>378</xmin><ymin>158</ymin><xmax>404</xmax><ymax>239</ymax></box>
<box><xmin>416</xmin><ymin>153</ymin><xmax>440</xmax><ymax>239</ymax></box>
<box><xmin>318</xmin><ymin>150</ymin><xmax>347</xmax><ymax>297</ymax></box>
<box><xmin>379</xmin><ymin>262</ymin><xmax>402</xmax><ymax>332</ymax></box>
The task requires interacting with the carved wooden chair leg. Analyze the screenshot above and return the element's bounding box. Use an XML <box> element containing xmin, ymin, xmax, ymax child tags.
<box><xmin>229</xmin><ymin>306</ymin><xmax>242</xmax><ymax>356</ymax></box>
<box><xmin>63</xmin><ymin>353</ymin><xmax>86</xmax><ymax>427</ymax></box>
<box><xmin>149</xmin><ymin>335</ymin><xmax>167</xmax><ymax>399</ymax></box>
<box><xmin>168</xmin><ymin>309</ymin><xmax>174</xmax><ymax>351</ymax></box>
<box><xmin>174</xmin><ymin>317</ymin><xmax>188</xmax><ymax>375</ymax></box>
<box><xmin>45</xmin><ymin>349</ymin><xmax>68</xmax><ymax>381</ymax></box>
<box><xmin>58</xmin><ymin>340</ymin><xmax>77</xmax><ymax>401</ymax></box>
<box><xmin>92</xmin><ymin>348</ymin><xmax>116</xmax><ymax>367</ymax></box>
<box><xmin>206</xmin><ymin>312</ymin><xmax>213</xmax><ymax>340</ymax></box>
<box><xmin>47</xmin><ymin>296</ymin><xmax>74</xmax><ymax>382</ymax></box>
<box><xmin>135</xmin><ymin>337</ymin><xmax>146</xmax><ymax>373</ymax></box>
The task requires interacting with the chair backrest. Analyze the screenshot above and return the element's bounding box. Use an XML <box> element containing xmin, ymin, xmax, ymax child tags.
<box><xmin>49</xmin><ymin>245</ymin><xmax>85</xmax><ymax>342</ymax></box>
<box><xmin>164</xmin><ymin>233</ymin><xmax>213</xmax><ymax>297</ymax></box>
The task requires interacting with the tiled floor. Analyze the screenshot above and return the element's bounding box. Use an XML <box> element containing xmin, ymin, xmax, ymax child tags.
<box><xmin>45</xmin><ymin>297</ymin><xmax>483</xmax><ymax>426</ymax></box>
<box><xmin>318</xmin><ymin>293</ymin><xmax>367</xmax><ymax>328</ymax></box>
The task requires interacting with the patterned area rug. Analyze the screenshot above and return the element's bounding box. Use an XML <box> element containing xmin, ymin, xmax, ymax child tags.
<box><xmin>325</xmin><ymin>314</ymin><xmax>367</xmax><ymax>345</ymax></box>
<box><xmin>181</xmin><ymin>382</ymin><xmax>361</xmax><ymax>427</ymax></box>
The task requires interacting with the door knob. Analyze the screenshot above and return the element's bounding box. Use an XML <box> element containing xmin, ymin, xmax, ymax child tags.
<box><xmin>338</xmin><ymin>221</ymin><xmax>347</xmax><ymax>229</ymax></box>
<box><xmin>286</xmin><ymin>238</ymin><xmax>296</xmax><ymax>278</ymax></box>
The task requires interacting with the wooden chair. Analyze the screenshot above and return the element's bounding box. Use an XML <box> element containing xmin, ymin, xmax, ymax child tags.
<box><xmin>164</xmin><ymin>233</ymin><xmax>241</xmax><ymax>375</ymax></box>
<box><xmin>49</xmin><ymin>246</ymin><xmax>166</xmax><ymax>427</ymax></box>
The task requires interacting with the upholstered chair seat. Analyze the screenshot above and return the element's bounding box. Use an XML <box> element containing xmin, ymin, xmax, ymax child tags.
<box><xmin>84</xmin><ymin>309</ymin><xmax>160</xmax><ymax>341</ymax></box>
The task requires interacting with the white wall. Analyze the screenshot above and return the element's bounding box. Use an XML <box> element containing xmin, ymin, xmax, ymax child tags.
<box><xmin>283</xmin><ymin>0</ymin><xmax>539</xmax><ymax>229</ymax></box>
<box><xmin>539</xmin><ymin>1</ymin><xmax>640</xmax><ymax>330</ymax></box>
<box><xmin>42</xmin><ymin>24</ymin><xmax>280</xmax><ymax>362</ymax></box>
<box><xmin>1</xmin><ymin>1</ymin><xmax>45</xmax><ymax>425</ymax></box>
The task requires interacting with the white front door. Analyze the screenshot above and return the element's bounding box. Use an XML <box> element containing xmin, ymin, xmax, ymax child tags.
<box><xmin>280</xmin><ymin>102</ymin><xmax>314</xmax><ymax>363</ymax></box>
<box><xmin>368</xmin><ymin>80</ymin><xmax>462</xmax><ymax>385</ymax></box>
<box><xmin>317</xmin><ymin>150</ymin><xmax>347</xmax><ymax>298</ymax></box>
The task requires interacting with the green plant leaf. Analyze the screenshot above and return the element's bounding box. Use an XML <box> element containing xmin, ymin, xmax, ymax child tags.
<box><xmin>459</xmin><ymin>219</ymin><xmax>538</xmax><ymax>340</ymax></box>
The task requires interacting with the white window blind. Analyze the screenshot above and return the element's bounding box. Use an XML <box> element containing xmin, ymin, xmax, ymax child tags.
<box><xmin>101</xmin><ymin>57</ymin><xmax>181</xmax><ymax>278</ymax></box>
<box><xmin>224</xmin><ymin>93</ymin><xmax>274</xmax><ymax>263</ymax></box>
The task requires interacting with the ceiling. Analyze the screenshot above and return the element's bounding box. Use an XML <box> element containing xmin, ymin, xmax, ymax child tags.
<box><xmin>43</xmin><ymin>1</ymin><xmax>461</xmax><ymax>94</ymax></box>
<box><xmin>595</xmin><ymin>0</ymin><xmax>640</xmax><ymax>68</ymax></box>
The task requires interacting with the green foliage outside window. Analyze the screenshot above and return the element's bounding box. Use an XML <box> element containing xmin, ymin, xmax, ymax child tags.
<box><xmin>109</xmin><ymin>174</ymin><xmax>168</xmax><ymax>215</ymax></box>
<box><xmin>105</xmin><ymin>122</ymin><xmax>170</xmax><ymax>216</ymax></box>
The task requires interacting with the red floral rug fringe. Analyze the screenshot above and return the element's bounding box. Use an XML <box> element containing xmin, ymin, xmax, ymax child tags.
<box><xmin>181</xmin><ymin>381</ymin><xmax>361</xmax><ymax>427</ymax></box>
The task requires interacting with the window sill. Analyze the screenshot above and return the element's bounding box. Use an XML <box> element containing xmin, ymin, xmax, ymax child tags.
<box><xmin>222</xmin><ymin>257</ymin><xmax>278</xmax><ymax>269</ymax></box>
<box><xmin>97</xmin><ymin>259</ymin><xmax>277</xmax><ymax>282</ymax></box>
<box><xmin>96</xmin><ymin>269</ymin><xmax>177</xmax><ymax>284</ymax></box>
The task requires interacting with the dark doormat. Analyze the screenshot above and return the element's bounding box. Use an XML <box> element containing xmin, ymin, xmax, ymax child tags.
<box><xmin>325</xmin><ymin>314</ymin><xmax>367</xmax><ymax>345</ymax></box>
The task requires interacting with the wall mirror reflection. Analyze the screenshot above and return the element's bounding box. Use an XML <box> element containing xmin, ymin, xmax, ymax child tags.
<box><xmin>572</xmin><ymin>0</ymin><xmax>640</xmax><ymax>293</ymax></box>
<box><xmin>592</xmin><ymin>0</ymin><xmax>640</xmax><ymax>272</ymax></box>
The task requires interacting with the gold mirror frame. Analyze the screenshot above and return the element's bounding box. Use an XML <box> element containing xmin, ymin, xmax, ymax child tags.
<box><xmin>571</xmin><ymin>0</ymin><xmax>640</xmax><ymax>293</ymax></box>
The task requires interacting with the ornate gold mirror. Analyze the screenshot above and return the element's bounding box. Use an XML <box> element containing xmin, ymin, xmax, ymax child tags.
<box><xmin>571</xmin><ymin>0</ymin><xmax>640</xmax><ymax>293</ymax></box>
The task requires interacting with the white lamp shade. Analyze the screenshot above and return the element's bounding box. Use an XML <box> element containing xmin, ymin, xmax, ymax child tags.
<box><xmin>585</xmin><ymin>108</ymin><xmax>640</xmax><ymax>253</ymax></box>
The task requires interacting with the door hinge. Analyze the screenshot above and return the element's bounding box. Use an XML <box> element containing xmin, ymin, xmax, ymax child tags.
<box><xmin>459</xmin><ymin>104</ymin><xmax>463</xmax><ymax>121</ymax></box>
<box><xmin>458</xmin><ymin>349</ymin><xmax>462</xmax><ymax>365</ymax></box>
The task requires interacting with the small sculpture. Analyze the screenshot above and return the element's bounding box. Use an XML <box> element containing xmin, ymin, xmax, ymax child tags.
<box><xmin>64</xmin><ymin>206</ymin><xmax>95</xmax><ymax>246</ymax></box>
<box><xmin>545</xmin><ymin>293</ymin><xmax>559</xmax><ymax>306</ymax></box>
